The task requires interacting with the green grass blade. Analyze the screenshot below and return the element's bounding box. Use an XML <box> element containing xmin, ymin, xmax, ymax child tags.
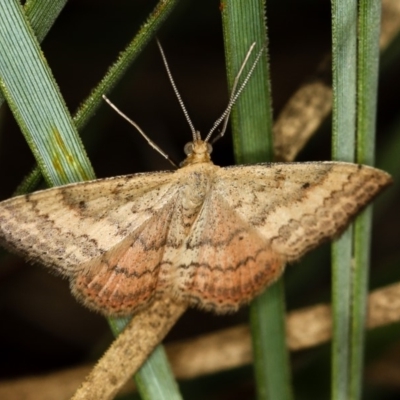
<box><xmin>135</xmin><ymin>346</ymin><xmax>182</xmax><ymax>400</ymax></box>
<box><xmin>331</xmin><ymin>230</ymin><xmax>353</xmax><ymax>397</ymax></box>
<box><xmin>222</xmin><ymin>2</ymin><xmax>292</xmax><ymax>399</ymax></box>
<box><xmin>330</xmin><ymin>0</ymin><xmax>357</xmax><ymax>399</ymax></box>
<box><xmin>351</xmin><ymin>1</ymin><xmax>382</xmax><ymax>399</ymax></box>
<box><xmin>221</xmin><ymin>0</ymin><xmax>273</xmax><ymax>164</ymax></box>
<box><xmin>24</xmin><ymin>0</ymin><xmax>67</xmax><ymax>43</ymax></box>
<box><xmin>331</xmin><ymin>0</ymin><xmax>357</xmax><ymax>162</ymax></box>
<box><xmin>250</xmin><ymin>281</ymin><xmax>291</xmax><ymax>400</ymax></box>
<box><xmin>356</xmin><ymin>2</ymin><xmax>380</xmax><ymax>166</ymax></box>
<box><xmin>0</xmin><ymin>0</ymin><xmax>67</xmax><ymax>108</ymax></box>
<box><xmin>13</xmin><ymin>167</ymin><xmax>42</xmax><ymax>196</ymax></box>
<box><xmin>0</xmin><ymin>0</ymin><xmax>95</xmax><ymax>185</ymax></box>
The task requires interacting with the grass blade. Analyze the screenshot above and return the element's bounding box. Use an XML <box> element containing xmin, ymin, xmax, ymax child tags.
<box><xmin>351</xmin><ymin>1</ymin><xmax>382</xmax><ymax>399</ymax></box>
<box><xmin>221</xmin><ymin>0</ymin><xmax>273</xmax><ymax>163</ymax></box>
<box><xmin>330</xmin><ymin>0</ymin><xmax>357</xmax><ymax>398</ymax></box>
<box><xmin>24</xmin><ymin>0</ymin><xmax>67</xmax><ymax>43</ymax></box>
<box><xmin>0</xmin><ymin>0</ymin><xmax>94</xmax><ymax>185</ymax></box>
<box><xmin>0</xmin><ymin>0</ymin><xmax>67</xmax><ymax>108</ymax></box>
<box><xmin>135</xmin><ymin>346</ymin><xmax>182</xmax><ymax>400</ymax></box>
<box><xmin>222</xmin><ymin>1</ymin><xmax>293</xmax><ymax>399</ymax></box>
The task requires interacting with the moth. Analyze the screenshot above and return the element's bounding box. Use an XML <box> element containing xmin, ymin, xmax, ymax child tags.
<box><xmin>0</xmin><ymin>43</ymin><xmax>392</xmax><ymax>316</ymax></box>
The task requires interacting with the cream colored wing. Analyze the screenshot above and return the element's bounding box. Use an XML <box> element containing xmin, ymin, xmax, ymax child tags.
<box><xmin>215</xmin><ymin>161</ymin><xmax>392</xmax><ymax>261</ymax></box>
<box><xmin>0</xmin><ymin>171</ymin><xmax>178</xmax><ymax>276</ymax></box>
<box><xmin>169</xmin><ymin>161</ymin><xmax>391</xmax><ymax>313</ymax></box>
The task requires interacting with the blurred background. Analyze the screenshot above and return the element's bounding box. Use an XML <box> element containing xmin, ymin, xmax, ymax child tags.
<box><xmin>0</xmin><ymin>0</ymin><xmax>399</xmax><ymax>399</ymax></box>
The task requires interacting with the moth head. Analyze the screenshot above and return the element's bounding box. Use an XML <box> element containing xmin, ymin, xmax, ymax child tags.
<box><xmin>180</xmin><ymin>139</ymin><xmax>213</xmax><ymax>167</ymax></box>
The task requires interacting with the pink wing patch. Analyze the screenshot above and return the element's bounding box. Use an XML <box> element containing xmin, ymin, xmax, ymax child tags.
<box><xmin>70</xmin><ymin>202</ymin><xmax>176</xmax><ymax>316</ymax></box>
<box><xmin>174</xmin><ymin>192</ymin><xmax>284</xmax><ymax>313</ymax></box>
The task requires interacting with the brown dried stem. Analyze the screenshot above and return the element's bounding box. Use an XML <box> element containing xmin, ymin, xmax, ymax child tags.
<box><xmin>71</xmin><ymin>297</ymin><xmax>187</xmax><ymax>400</ymax></box>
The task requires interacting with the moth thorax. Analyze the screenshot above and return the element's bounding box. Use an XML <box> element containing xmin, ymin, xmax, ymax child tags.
<box><xmin>182</xmin><ymin>171</ymin><xmax>211</xmax><ymax>211</ymax></box>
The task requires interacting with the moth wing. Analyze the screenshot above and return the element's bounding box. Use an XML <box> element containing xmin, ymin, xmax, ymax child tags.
<box><xmin>171</xmin><ymin>186</ymin><xmax>284</xmax><ymax>313</ymax></box>
<box><xmin>215</xmin><ymin>162</ymin><xmax>391</xmax><ymax>261</ymax></box>
<box><xmin>170</xmin><ymin>162</ymin><xmax>391</xmax><ymax>313</ymax></box>
<box><xmin>0</xmin><ymin>171</ymin><xmax>178</xmax><ymax>275</ymax></box>
<box><xmin>70</xmin><ymin>195</ymin><xmax>181</xmax><ymax>316</ymax></box>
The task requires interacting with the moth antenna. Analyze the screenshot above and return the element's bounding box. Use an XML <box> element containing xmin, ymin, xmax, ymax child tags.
<box><xmin>102</xmin><ymin>95</ymin><xmax>178</xmax><ymax>168</ymax></box>
<box><xmin>156</xmin><ymin>40</ymin><xmax>200</xmax><ymax>142</ymax></box>
<box><xmin>204</xmin><ymin>43</ymin><xmax>265</xmax><ymax>144</ymax></box>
